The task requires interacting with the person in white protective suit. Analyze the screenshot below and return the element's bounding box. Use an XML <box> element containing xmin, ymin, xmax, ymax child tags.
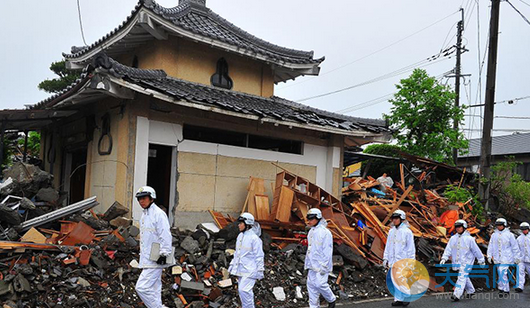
<box><xmin>304</xmin><ymin>208</ymin><xmax>336</xmax><ymax>308</ymax></box>
<box><xmin>134</xmin><ymin>186</ymin><xmax>173</xmax><ymax>308</ymax></box>
<box><xmin>487</xmin><ymin>218</ymin><xmax>521</xmax><ymax>296</ymax></box>
<box><xmin>228</xmin><ymin>212</ymin><xmax>264</xmax><ymax>308</ymax></box>
<box><xmin>440</xmin><ymin>219</ymin><xmax>485</xmax><ymax>301</ymax></box>
<box><xmin>382</xmin><ymin>209</ymin><xmax>415</xmax><ymax>307</ymax></box>
<box><xmin>515</xmin><ymin>222</ymin><xmax>530</xmax><ymax>293</ymax></box>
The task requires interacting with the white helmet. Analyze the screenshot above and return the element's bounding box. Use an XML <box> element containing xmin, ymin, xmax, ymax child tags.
<box><xmin>520</xmin><ymin>222</ymin><xmax>530</xmax><ymax>230</ymax></box>
<box><xmin>391</xmin><ymin>209</ymin><xmax>406</xmax><ymax>220</ymax></box>
<box><xmin>306</xmin><ymin>208</ymin><xmax>323</xmax><ymax>220</ymax></box>
<box><xmin>135</xmin><ymin>186</ymin><xmax>157</xmax><ymax>199</ymax></box>
<box><xmin>495</xmin><ymin>218</ymin><xmax>507</xmax><ymax>227</ymax></box>
<box><xmin>454</xmin><ymin>219</ymin><xmax>468</xmax><ymax>229</ymax></box>
<box><xmin>238</xmin><ymin>212</ymin><xmax>255</xmax><ymax>226</ymax></box>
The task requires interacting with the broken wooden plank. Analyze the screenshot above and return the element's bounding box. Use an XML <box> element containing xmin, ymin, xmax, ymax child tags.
<box><xmin>254</xmin><ymin>194</ymin><xmax>270</xmax><ymax>221</ymax></box>
<box><xmin>382</xmin><ymin>185</ymin><xmax>413</xmax><ymax>225</ymax></box>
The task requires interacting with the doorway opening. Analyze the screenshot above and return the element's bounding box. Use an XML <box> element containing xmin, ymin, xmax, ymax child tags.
<box><xmin>147</xmin><ymin>144</ymin><xmax>173</xmax><ymax>214</ymax></box>
<box><xmin>64</xmin><ymin>149</ymin><xmax>87</xmax><ymax>204</ymax></box>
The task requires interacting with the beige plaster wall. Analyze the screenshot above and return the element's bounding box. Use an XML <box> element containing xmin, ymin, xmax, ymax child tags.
<box><xmin>176</xmin><ymin>152</ymin><xmax>316</xmax><ymax>214</ymax></box>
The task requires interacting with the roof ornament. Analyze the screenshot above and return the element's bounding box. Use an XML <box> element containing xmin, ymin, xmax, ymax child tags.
<box><xmin>178</xmin><ymin>0</ymin><xmax>206</xmax><ymax>6</ymax></box>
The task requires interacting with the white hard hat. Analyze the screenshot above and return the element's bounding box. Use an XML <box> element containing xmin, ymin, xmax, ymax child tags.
<box><xmin>495</xmin><ymin>218</ymin><xmax>507</xmax><ymax>227</ymax></box>
<box><xmin>454</xmin><ymin>219</ymin><xmax>468</xmax><ymax>229</ymax></box>
<box><xmin>520</xmin><ymin>222</ymin><xmax>530</xmax><ymax>230</ymax></box>
<box><xmin>307</xmin><ymin>208</ymin><xmax>323</xmax><ymax>220</ymax></box>
<box><xmin>238</xmin><ymin>212</ymin><xmax>255</xmax><ymax>226</ymax></box>
<box><xmin>135</xmin><ymin>186</ymin><xmax>157</xmax><ymax>199</ymax></box>
<box><xmin>391</xmin><ymin>209</ymin><xmax>406</xmax><ymax>220</ymax></box>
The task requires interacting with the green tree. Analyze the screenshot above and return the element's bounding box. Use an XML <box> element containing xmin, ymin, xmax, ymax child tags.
<box><xmin>38</xmin><ymin>60</ymin><xmax>80</xmax><ymax>93</ymax></box>
<box><xmin>17</xmin><ymin>131</ymin><xmax>41</xmax><ymax>157</ymax></box>
<box><xmin>384</xmin><ymin>69</ymin><xmax>468</xmax><ymax>164</ymax></box>
<box><xmin>362</xmin><ymin>144</ymin><xmax>402</xmax><ymax>180</ymax></box>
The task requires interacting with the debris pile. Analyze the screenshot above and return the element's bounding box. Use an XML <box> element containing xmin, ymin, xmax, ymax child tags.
<box><xmin>213</xmin><ymin>158</ymin><xmax>489</xmax><ymax>294</ymax></box>
<box><xmin>0</xmin><ymin>162</ymin><xmax>62</xmax><ymax>240</ymax></box>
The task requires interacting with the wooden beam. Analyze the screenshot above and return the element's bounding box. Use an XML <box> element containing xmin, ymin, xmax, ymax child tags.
<box><xmin>382</xmin><ymin>185</ymin><xmax>413</xmax><ymax>225</ymax></box>
<box><xmin>138</xmin><ymin>12</ymin><xmax>168</xmax><ymax>40</ymax></box>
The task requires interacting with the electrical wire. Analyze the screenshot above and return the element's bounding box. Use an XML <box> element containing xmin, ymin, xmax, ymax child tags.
<box><xmin>506</xmin><ymin>0</ymin><xmax>530</xmax><ymax>26</ymax></box>
<box><xmin>77</xmin><ymin>0</ymin><xmax>88</xmax><ymax>46</ymax></box>
<box><xmin>297</xmin><ymin>51</ymin><xmax>454</xmax><ymax>102</ymax></box>
<box><xmin>276</xmin><ymin>10</ymin><xmax>460</xmax><ymax>90</ymax></box>
<box><xmin>520</xmin><ymin>0</ymin><xmax>530</xmax><ymax>7</ymax></box>
<box><xmin>336</xmin><ymin>70</ymin><xmax>452</xmax><ymax>114</ymax></box>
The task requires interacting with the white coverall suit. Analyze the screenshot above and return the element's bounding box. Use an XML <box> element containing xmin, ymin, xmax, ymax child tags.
<box><xmin>304</xmin><ymin>219</ymin><xmax>336</xmax><ymax>308</ymax></box>
<box><xmin>383</xmin><ymin>222</ymin><xmax>416</xmax><ymax>302</ymax></box>
<box><xmin>228</xmin><ymin>225</ymin><xmax>264</xmax><ymax>308</ymax></box>
<box><xmin>516</xmin><ymin>233</ymin><xmax>530</xmax><ymax>290</ymax></box>
<box><xmin>441</xmin><ymin>231</ymin><xmax>485</xmax><ymax>298</ymax></box>
<box><xmin>487</xmin><ymin>228</ymin><xmax>521</xmax><ymax>292</ymax></box>
<box><xmin>135</xmin><ymin>203</ymin><xmax>172</xmax><ymax>308</ymax></box>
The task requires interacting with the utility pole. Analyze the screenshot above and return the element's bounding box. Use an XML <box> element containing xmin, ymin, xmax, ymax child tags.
<box><xmin>479</xmin><ymin>0</ymin><xmax>501</xmax><ymax>210</ymax></box>
<box><xmin>452</xmin><ymin>8</ymin><xmax>465</xmax><ymax>165</ymax></box>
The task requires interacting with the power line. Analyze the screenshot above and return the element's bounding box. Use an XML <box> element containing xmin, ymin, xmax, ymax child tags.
<box><xmin>464</xmin><ymin>128</ymin><xmax>530</xmax><ymax>132</ymax></box>
<box><xmin>297</xmin><ymin>53</ymin><xmax>454</xmax><ymax>102</ymax></box>
<box><xmin>520</xmin><ymin>0</ymin><xmax>530</xmax><ymax>7</ymax></box>
<box><xmin>277</xmin><ymin>10</ymin><xmax>460</xmax><ymax>90</ymax></box>
<box><xmin>77</xmin><ymin>0</ymin><xmax>88</xmax><ymax>46</ymax></box>
<box><xmin>506</xmin><ymin>0</ymin><xmax>530</xmax><ymax>26</ymax></box>
<box><xmin>465</xmin><ymin>114</ymin><xmax>530</xmax><ymax>119</ymax></box>
<box><xmin>336</xmin><ymin>70</ymin><xmax>451</xmax><ymax>114</ymax></box>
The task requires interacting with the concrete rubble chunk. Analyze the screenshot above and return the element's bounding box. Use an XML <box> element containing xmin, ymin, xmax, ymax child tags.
<box><xmin>102</xmin><ymin>201</ymin><xmax>129</xmax><ymax>221</ymax></box>
<box><xmin>13</xmin><ymin>274</ymin><xmax>31</xmax><ymax>293</ymax></box>
<box><xmin>0</xmin><ymin>280</ymin><xmax>13</xmax><ymax>296</ymax></box>
<box><xmin>172</xmin><ymin>266</ymin><xmax>183</xmax><ymax>275</ymax></box>
<box><xmin>181</xmin><ymin>272</ymin><xmax>193</xmax><ymax>282</ymax></box>
<box><xmin>295</xmin><ymin>286</ymin><xmax>303</xmax><ymax>299</ymax></box>
<box><xmin>218</xmin><ymin>278</ymin><xmax>232</xmax><ymax>288</ymax></box>
<box><xmin>35</xmin><ymin>187</ymin><xmax>59</xmax><ymax>203</ymax></box>
<box><xmin>0</xmin><ymin>204</ymin><xmax>21</xmax><ymax>225</ymax></box>
<box><xmin>128</xmin><ymin>225</ymin><xmax>140</xmax><ymax>238</ymax></box>
<box><xmin>332</xmin><ymin>255</ymin><xmax>344</xmax><ymax>267</ymax></box>
<box><xmin>19</xmin><ymin>197</ymin><xmax>36</xmax><ymax>210</ymax></box>
<box><xmin>272</xmin><ymin>287</ymin><xmax>286</xmax><ymax>301</ymax></box>
<box><xmin>180</xmin><ymin>280</ymin><xmax>205</xmax><ymax>292</ymax></box>
<box><xmin>110</xmin><ymin>216</ymin><xmax>132</xmax><ymax>228</ymax></box>
<box><xmin>77</xmin><ymin>277</ymin><xmax>91</xmax><ymax>287</ymax></box>
<box><xmin>180</xmin><ymin>236</ymin><xmax>200</xmax><ymax>254</ymax></box>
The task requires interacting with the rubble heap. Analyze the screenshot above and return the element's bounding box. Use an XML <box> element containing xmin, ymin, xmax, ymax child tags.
<box><xmin>0</xmin><ymin>163</ymin><xmax>62</xmax><ymax>240</ymax></box>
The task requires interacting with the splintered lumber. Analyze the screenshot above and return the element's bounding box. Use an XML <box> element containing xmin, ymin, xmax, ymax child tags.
<box><xmin>0</xmin><ymin>241</ymin><xmax>77</xmax><ymax>251</ymax></box>
<box><xmin>382</xmin><ymin>185</ymin><xmax>413</xmax><ymax>225</ymax></box>
<box><xmin>242</xmin><ymin>177</ymin><xmax>266</xmax><ymax>216</ymax></box>
<box><xmin>254</xmin><ymin>194</ymin><xmax>270</xmax><ymax>220</ymax></box>
<box><xmin>209</xmin><ymin>210</ymin><xmax>232</xmax><ymax>229</ymax></box>
<box><xmin>273</xmin><ymin>187</ymin><xmax>294</xmax><ymax>223</ymax></box>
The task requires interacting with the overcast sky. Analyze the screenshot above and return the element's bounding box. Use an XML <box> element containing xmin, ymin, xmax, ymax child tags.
<box><xmin>1</xmin><ymin>0</ymin><xmax>529</xmax><ymax>143</ymax></box>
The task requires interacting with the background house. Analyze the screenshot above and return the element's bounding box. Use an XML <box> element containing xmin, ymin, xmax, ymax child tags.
<box><xmin>2</xmin><ymin>0</ymin><xmax>391</xmax><ymax>227</ymax></box>
<box><xmin>458</xmin><ymin>133</ymin><xmax>530</xmax><ymax>181</ymax></box>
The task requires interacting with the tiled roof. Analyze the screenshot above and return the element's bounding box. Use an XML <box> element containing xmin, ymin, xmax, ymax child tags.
<box><xmin>459</xmin><ymin>133</ymin><xmax>530</xmax><ymax>158</ymax></box>
<box><xmin>104</xmin><ymin>58</ymin><xmax>388</xmax><ymax>134</ymax></box>
<box><xmin>33</xmin><ymin>55</ymin><xmax>388</xmax><ymax>135</ymax></box>
<box><xmin>63</xmin><ymin>0</ymin><xmax>323</xmax><ymax>66</ymax></box>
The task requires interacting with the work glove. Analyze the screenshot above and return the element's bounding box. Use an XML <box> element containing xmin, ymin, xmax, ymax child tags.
<box><xmin>515</xmin><ymin>258</ymin><xmax>521</xmax><ymax>264</ymax></box>
<box><xmin>488</xmin><ymin>257</ymin><xmax>493</xmax><ymax>264</ymax></box>
<box><xmin>439</xmin><ymin>259</ymin><xmax>447</xmax><ymax>265</ymax></box>
<box><xmin>382</xmin><ymin>259</ymin><xmax>389</xmax><ymax>269</ymax></box>
<box><xmin>479</xmin><ymin>261</ymin><xmax>486</xmax><ymax>266</ymax></box>
<box><xmin>319</xmin><ymin>269</ymin><xmax>327</xmax><ymax>276</ymax></box>
<box><xmin>156</xmin><ymin>255</ymin><xmax>167</xmax><ymax>265</ymax></box>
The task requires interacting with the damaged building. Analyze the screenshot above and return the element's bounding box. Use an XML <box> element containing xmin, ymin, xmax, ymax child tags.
<box><xmin>1</xmin><ymin>0</ymin><xmax>390</xmax><ymax>227</ymax></box>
